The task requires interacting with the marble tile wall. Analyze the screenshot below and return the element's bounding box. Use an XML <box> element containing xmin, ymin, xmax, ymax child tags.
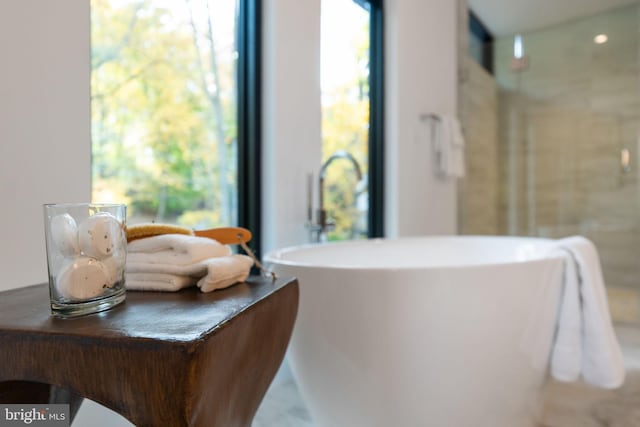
<box><xmin>460</xmin><ymin>3</ymin><xmax>640</xmax><ymax>322</ymax></box>
<box><xmin>458</xmin><ymin>56</ymin><xmax>500</xmax><ymax>235</ymax></box>
<box><xmin>457</xmin><ymin>0</ymin><xmax>500</xmax><ymax>236</ymax></box>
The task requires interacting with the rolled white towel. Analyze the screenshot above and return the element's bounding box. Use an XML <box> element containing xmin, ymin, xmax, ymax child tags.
<box><xmin>127</xmin><ymin>234</ymin><xmax>231</xmax><ymax>264</ymax></box>
<box><xmin>126</xmin><ymin>273</ymin><xmax>196</xmax><ymax>292</ymax></box>
<box><xmin>197</xmin><ymin>255</ymin><xmax>254</xmax><ymax>293</ymax></box>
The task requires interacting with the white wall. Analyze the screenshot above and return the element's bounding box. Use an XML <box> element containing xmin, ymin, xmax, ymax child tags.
<box><xmin>263</xmin><ymin>0</ymin><xmax>459</xmax><ymax>251</ymax></box>
<box><xmin>0</xmin><ymin>2</ymin><xmax>132</xmax><ymax>425</ymax></box>
<box><xmin>0</xmin><ymin>0</ymin><xmax>458</xmax><ymax>422</ymax></box>
<box><xmin>0</xmin><ymin>1</ymin><xmax>91</xmax><ymax>291</ymax></box>
<box><xmin>262</xmin><ymin>0</ymin><xmax>323</xmax><ymax>255</ymax></box>
<box><xmin>385</xmin><ymin>0</ymin><xmax>459</xmax><ymax>237</ymax></box>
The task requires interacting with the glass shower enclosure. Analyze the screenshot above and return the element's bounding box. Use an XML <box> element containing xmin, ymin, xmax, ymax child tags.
<box><xmin>459</xmin><ymin>3</ymin><xmax>640</xmax><ymax>323</ymax></box>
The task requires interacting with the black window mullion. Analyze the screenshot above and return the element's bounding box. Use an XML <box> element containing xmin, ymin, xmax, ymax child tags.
<box><xmin>368</xmin><ymin>0</ymin><xmax>384</xmax><ymax>238</ymax></box>
<box><xmin>469</xmin><ymin>10</ymin><xmax>493</xmax><ymax>74</ymax></box>
<box><xmin>237</xmin><ymin>0</ymin><xmax>262</xmax><ymax>257</ymax></box>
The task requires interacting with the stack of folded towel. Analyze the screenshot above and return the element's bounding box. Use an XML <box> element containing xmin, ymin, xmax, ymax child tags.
<box><xmin>125</xmin><ymin>234</ymin><xmax>254</xmax><ymax>293</ymax></box>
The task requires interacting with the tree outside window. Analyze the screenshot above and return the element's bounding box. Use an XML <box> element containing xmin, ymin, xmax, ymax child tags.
<box><xmin>91</xmin><ymin>0</ymin><xmax>239</xmax><ymax>229</ymax></box>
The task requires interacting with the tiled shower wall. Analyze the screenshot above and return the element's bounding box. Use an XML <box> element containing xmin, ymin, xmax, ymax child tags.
<box><xmin>459</xmin><ymin>3</ymin><xmax>640</xmax><ymax>322</ymax></box>
<box><xmin>458</xmin><ymin>56</ymin><xmax>499</xmax><ymax>235</ymax></box>
<box><xmin>457</xmin><ymin>0</ymin><xmax>500</xmax><ymax>236</ymax></box>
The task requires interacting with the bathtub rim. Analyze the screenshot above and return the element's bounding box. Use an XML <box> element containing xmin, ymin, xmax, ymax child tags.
<box><xmin>264</xmin><ymin>235</ymin><xmax>566</xmax><ymax>272</ymax></box>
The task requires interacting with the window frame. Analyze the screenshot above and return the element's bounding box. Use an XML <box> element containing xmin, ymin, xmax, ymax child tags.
<box><xmin>366</xmin><ymin>0</ymin><xmax>384</xmax><ymax>238</ymax></box>
<box><xmin>469</xmin><ymin>10</ymin><xmax>494</xmax><ymax>74</ymax></box>
<box><xmin>321</xmin><ymin>0</ymin><xmax>385</xmax><ymax>240</ymax></box>
<box><xmin>237</xmin><ymin>0</ymin><xmax>262</xmax><ymax>255</ymax></box>
<box><xmin>91</xmin><ymin>1</ymin><xmax>258</xmax><ymax>236</ymax></box>
<box><xmin>245</xmin><ymin>0</ymin><xmax>385</xmax><ymax>252</ymax></box>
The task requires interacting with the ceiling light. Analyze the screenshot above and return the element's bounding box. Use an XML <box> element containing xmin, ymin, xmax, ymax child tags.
<box><xmin>513</xmin><ymin>34</ymin><xmax>523</xmax><ymax>58</ymax></box>
<box><xmin>594</xmin><ymin>34</ymin><xmax>608</xmax><ymax>44</ymax></box>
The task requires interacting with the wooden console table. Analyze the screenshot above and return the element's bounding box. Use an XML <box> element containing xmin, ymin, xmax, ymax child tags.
<box><xmin>0</xmin><ymin>276</ymin><xmax>299</xmax><ymax>426</ymax></box>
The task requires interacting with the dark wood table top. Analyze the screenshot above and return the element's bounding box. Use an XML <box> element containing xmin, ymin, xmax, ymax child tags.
<box><xmin>0</xmin><ymin>275</ymin><xmax>299</xmax><ymax>426</ymax></box>
<box><xmin>0</xmin><ymin>275</ymin><xmax>295</xmax><ymax>343</ymax></box>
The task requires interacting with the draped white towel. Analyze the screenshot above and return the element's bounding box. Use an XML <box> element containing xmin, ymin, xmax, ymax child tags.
<box><xmin>550</xmin><ymin>236</ymin><xmax>625</xmax><ymax>389</ymax></box>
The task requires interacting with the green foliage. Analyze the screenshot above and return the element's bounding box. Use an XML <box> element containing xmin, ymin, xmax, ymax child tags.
<box><xmin>322</xmin><ymin>17</ymin><xmax>371</xmax><ymax>240</ymax></box>
<box><xmin>177</xmin><ymin>210</ymin><xmax>222</xmax><ymax>229</ymax></box>
<box><xmin>91</xmin><ymin>0</ymin><xmax>237</xmax><ymax>225</ymax></box>
<box><xmin>92</xmin><ymin>0</ymin><xmax>372</xmax><ymax>240</ymax></box>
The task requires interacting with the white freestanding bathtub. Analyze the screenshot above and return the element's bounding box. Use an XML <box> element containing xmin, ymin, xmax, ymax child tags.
<box><xmin>265</xmin><ymin>236</ymin><xmax>565</xmax><ymax>427</ymax></box>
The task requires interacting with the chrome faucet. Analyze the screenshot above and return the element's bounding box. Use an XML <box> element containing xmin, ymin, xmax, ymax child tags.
<box><xmin>307</xmin><ymin>151</ymin><xmax>363</xmax><ymax>242</ymax></box>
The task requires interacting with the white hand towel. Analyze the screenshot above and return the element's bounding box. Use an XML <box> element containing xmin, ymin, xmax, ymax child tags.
<box><xmin>126</xmin><ymin>256</ymin><xmax>213</xmax><ymax>276</ymax></box>
<box><xmin>126</xmin><ymin>256</ymin><xmax>253</xmax><ymax>292</ymax></box>
<box><xmin>197</xmin><ymin>255</ymin><xmax>254</xmax><ymax>293</ymax></box>
<box><xmin>551</xmin><ymin>236</ymin><xmax>625</xmax><ymax>389</ymax></box>
<box><xmin>431</xmin><ymin>115</ymin><xmax>446</xmax><ymax>176</ymax></box>
<box><xmin>448</xmin><ymin>117</ymin><xmax>466</xmax><ymax>178</ymax></box>
<box><xmin>431</xmin><ymin>115</ymin><xmax>465</xmax><ymax>178</ymax></box>
<box><xmin>126</xmin><ymin>273</ymin><xmax>196</xmax><ymax>292</ymax></box>
<box><xmin>127</xmin><ymin>234</ymin><xmax>231</xmax><ymax>264</ymax></box>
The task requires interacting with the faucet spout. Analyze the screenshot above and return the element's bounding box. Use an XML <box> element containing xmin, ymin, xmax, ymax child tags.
<box><xmin>308</xmin><ymin>151</ymin><xmax>363</xmax><ymax>242</ymax></box>
<box><xmin>319</xmin><ymin>152</ymin><xmax>363</xmax><ymax>223</ymax></box>
<box><xmin>319</xmin><ymin>150</ymin><xmax>363</xmax><ymax>181</ymax></box>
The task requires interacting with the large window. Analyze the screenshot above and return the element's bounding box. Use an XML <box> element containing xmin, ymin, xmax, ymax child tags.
<box><xmin>91</xmin><ymin>0</ymin><xmax>261</xmax><ymax>252</ymax></box>
<box><xmin>320</xmin><ymin>0</ymin><xmax>383</xmax><ymax>240</ymax></box>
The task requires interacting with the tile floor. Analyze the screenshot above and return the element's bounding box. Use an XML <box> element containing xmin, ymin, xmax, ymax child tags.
<box><xmin>253</xmin><ymin>324</ymin><xmax>640</xmax><ymax>427</ymax></box>
<box><xmin>253</xmin><ymin>378</ymin><xmax>313</xmax><ymax>427</ymax></box>
<box><xmin>538</xmin><ymin>324</ymin><xmax>640</xmax><ymax>427</ymax></box>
